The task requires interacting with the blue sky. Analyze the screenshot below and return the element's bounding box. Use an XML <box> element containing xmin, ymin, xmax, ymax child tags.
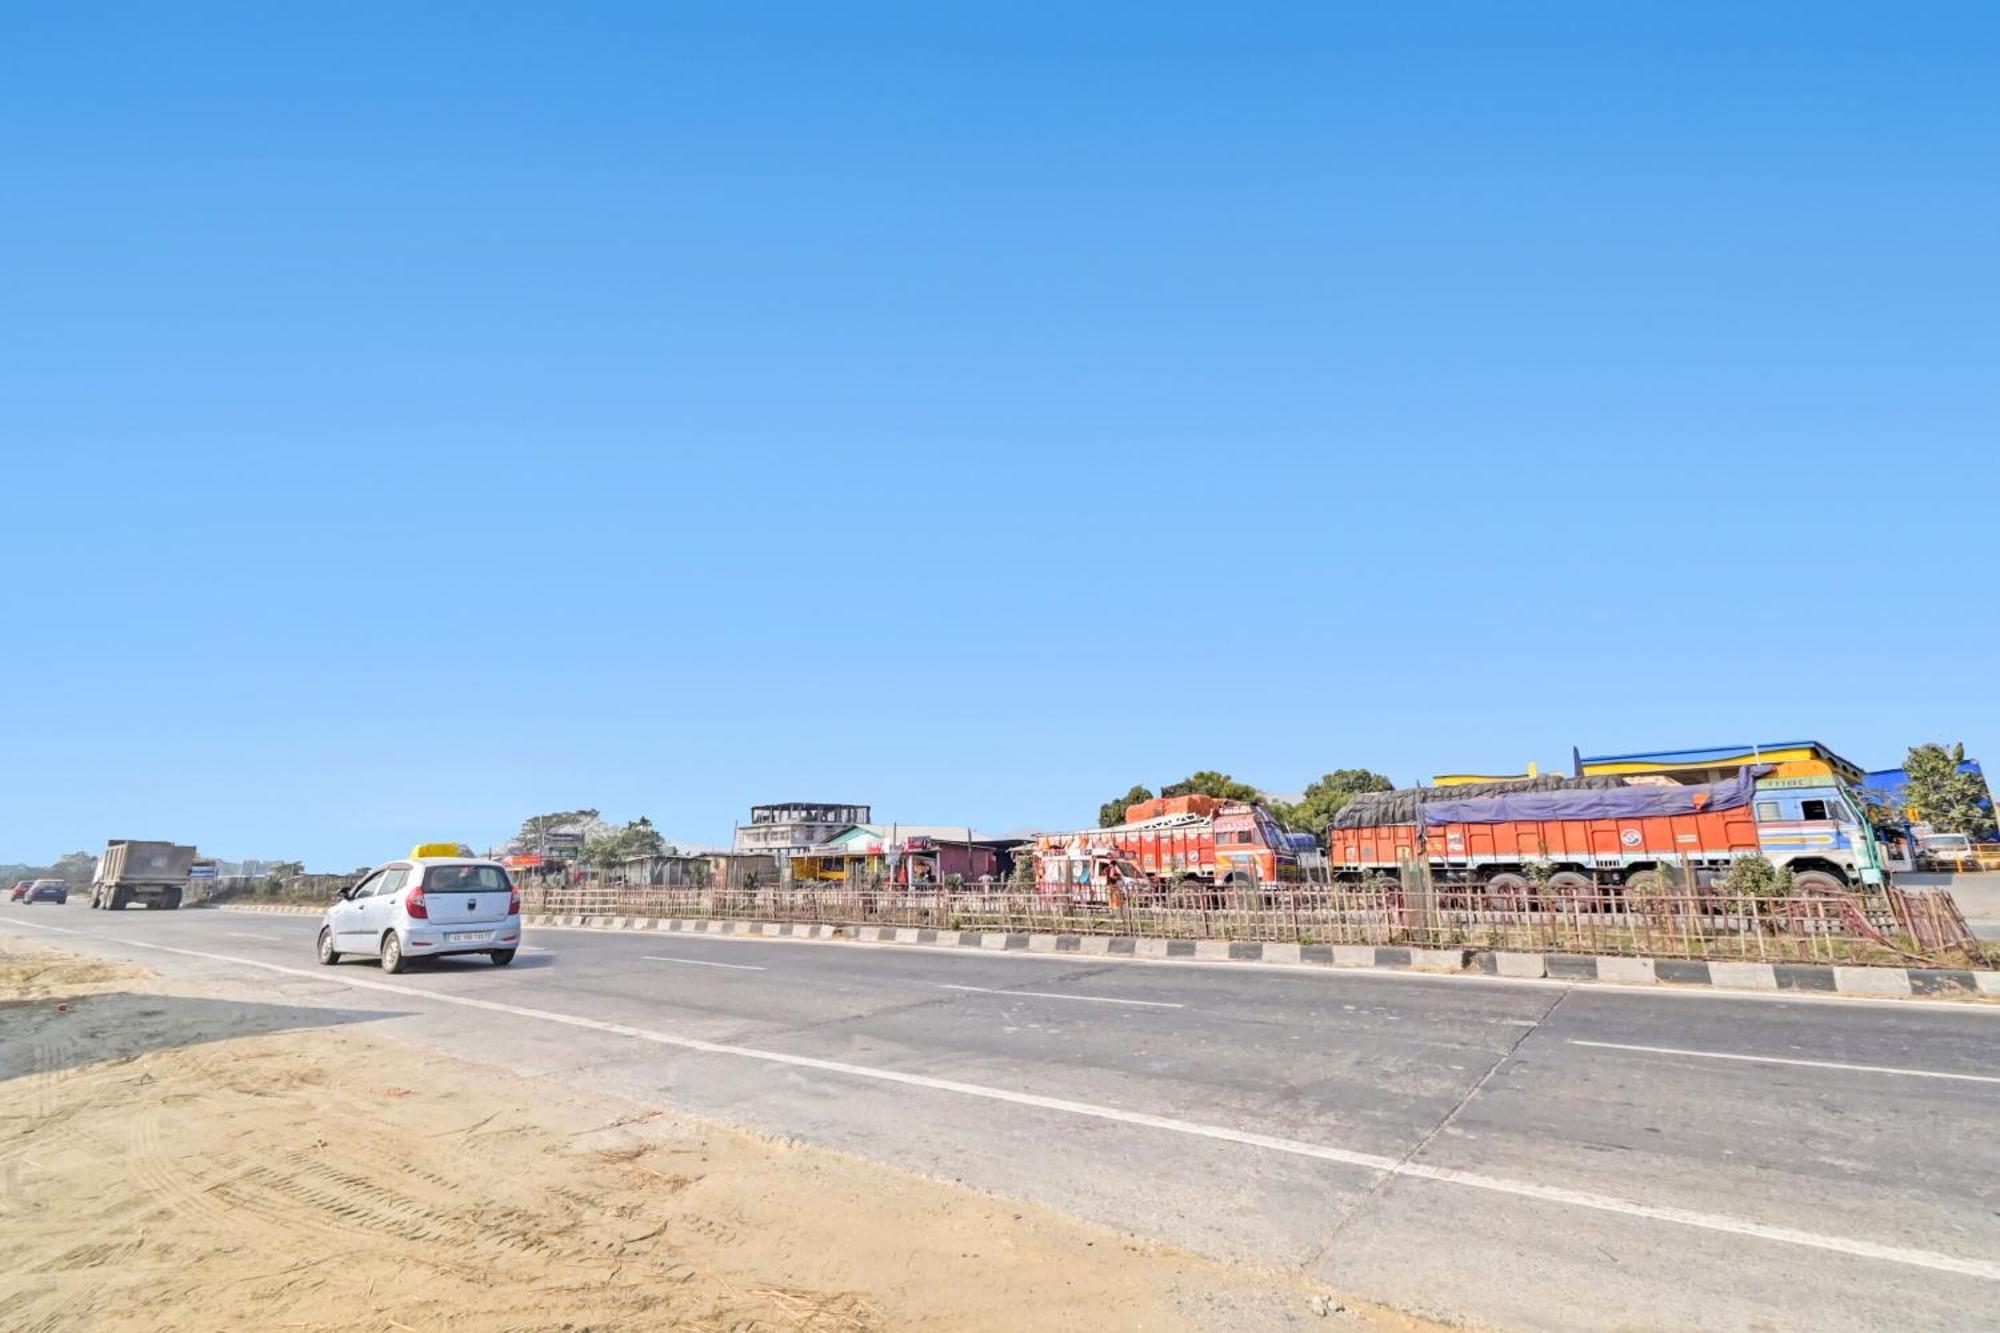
<box><xmin>4</xmin><ymin>3</ymin><xmax>1996</xmax><ymax>867</ymax></box>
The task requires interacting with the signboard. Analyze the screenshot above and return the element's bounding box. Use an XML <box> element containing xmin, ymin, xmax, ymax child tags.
<box><xmin>188</xmin><ymin>863</ymin><xmax>218</xmax><ymax>881</ymax></box>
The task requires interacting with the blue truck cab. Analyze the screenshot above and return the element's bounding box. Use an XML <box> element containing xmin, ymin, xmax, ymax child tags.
<box><xmin>1751</xmin><ymin>776</ymin><xmax>1889</xmax><ymax>888</ymax></box>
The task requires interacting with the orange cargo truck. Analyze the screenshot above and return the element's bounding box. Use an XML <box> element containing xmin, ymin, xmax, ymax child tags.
<box><xmin>1327</xmin><ymin>769</ymin><xmax>1889</xmax><ymax>905</ymax></box>
<box><xmin>1034</xmin><ymin>796</ymin><xmax>1300</xmax><ymax>903</ymax></box>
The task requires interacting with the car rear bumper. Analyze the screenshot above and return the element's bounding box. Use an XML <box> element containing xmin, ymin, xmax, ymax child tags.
<box><xmin>402</xmin><ymin>920</ymin><xmax>522</xmax><ymax>955</ymax></box>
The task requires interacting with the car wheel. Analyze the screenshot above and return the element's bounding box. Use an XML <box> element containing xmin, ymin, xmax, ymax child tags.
<box><xmin>379</xmin><ymin>932</ymin><xmax>406</xmax><ymax>974</ymax></box>
<box><xmin>489</xmin><ymin>949</ymin><xmax>517</xmax><ymax>966</ymax></box>
<box><xmin>317</xmin><ymin>928</ymin><xmax>340</xmax><ymax>966</ymax></box>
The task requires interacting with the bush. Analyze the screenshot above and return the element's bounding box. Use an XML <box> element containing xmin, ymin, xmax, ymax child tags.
<box><xmin>1722</xmin><ymin>855</ymin><xmax>1793</xmax><ymax>901</ymax></box>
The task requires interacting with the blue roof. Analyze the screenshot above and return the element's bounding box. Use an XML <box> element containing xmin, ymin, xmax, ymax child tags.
<box><xmin>1578</xmin><ymin>741</ymin><xmax>1836</xmax><ymax>765</ymax></box>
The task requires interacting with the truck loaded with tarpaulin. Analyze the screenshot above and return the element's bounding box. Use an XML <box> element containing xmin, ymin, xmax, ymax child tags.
<box><xmin>1326</xmin><ymin>768</ymin><xmax>1891</xmax><ymax>905</ymax></box>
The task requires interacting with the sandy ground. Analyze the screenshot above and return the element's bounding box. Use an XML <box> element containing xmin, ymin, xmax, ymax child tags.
<box><xmin>0</xmin><ymin>937</ymin><xmax>1433</xmax><ymax>1332</ymax></box>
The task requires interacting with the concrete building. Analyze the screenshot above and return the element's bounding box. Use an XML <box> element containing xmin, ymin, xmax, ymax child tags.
<box><xmin>733</xmin><ymin>803</ymin><xmax>873</xmax><ymax>881</ymax></box>
<box><xmin>1574</xmin><ymin>740</ymin><xmax>1866</xmax><ymax>787</ymax></box>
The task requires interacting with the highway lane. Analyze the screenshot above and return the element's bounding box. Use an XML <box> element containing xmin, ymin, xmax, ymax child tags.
<box><xmin>5</xmin><ymin>902</ymin><xmax>1997</xmax><ymax>1332</ymax></box>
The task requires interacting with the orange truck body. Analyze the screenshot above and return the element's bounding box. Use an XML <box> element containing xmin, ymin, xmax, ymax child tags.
<box><xmin>1036</xmin><ymin>803</ymin><xmax>1296</xmax><ymax>888</ymax></box>
<box><xmin>1328</xmin><ymin>807</ymin><xmax>1761</xmax><ymax>874</ymax></box>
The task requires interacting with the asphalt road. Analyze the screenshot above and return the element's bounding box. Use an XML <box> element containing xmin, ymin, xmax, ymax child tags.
<box><xmin>5</xmin><ymin>901</ymin><xmax>1997</xmax><ymax>1332</ymax></box>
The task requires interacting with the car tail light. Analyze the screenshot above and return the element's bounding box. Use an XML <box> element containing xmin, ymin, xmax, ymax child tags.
<box><xmin>508</xmin><ymin>885</ymin><xmax>520</xmax><ymax>914</ymax></box>
<box><xmin>406</xmin><ymin>886</ymin><xmax>429</xmax><ymax>919</ymax></box>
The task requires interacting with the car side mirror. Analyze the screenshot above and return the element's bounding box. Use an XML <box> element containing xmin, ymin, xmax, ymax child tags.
<box><xmin>336</xmin><ymin>886</ymin><xmax>356</xmax><ymax>901</ymax></box>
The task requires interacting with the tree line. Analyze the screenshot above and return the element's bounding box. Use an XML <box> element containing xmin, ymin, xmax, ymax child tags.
<box><xmin>1097</xmin><ymin>769</ymin><xmax>1396</xmax><ymax>835</ymax></box>
<box><xmin>513</xmin><ymin>809</ymin><xmax>667</xmax><ymax>869</ymax></box>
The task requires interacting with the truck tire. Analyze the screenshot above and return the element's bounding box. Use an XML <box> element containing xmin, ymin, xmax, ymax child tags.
<box><xmin>1789</xmin><ymin>870</ymin><xmax>1846</xmax><ymax>897</ymax></box>
<box><xmin>110</xmin><ymin>887</ymin><xmax>129</xmax><ymax>911</ymax></box>
<box><xmin>163</xmin><ymin>887</ymin><xmax>183</xmax><ymax>911</ymax></box>
<box><xmin>1547</xmin><ymin>871</ymin><xmax>1595</xmax><ymax>905</ymax></box>
<box><xmin>1624</xmin><ymin>869</ymin><xmax>1677</xmax><ymax>916</ymax></box>
<box><xmin>1483</xmin><ymin>873</ymin><xmax>1531</xmax><ymax>912</ymax></box>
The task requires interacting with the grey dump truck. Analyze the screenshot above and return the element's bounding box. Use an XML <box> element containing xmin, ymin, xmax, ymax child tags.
<box><xmin>90</xmin><ymin>840</ymin><xmax>198</xmax><ymax>910</ymax></box>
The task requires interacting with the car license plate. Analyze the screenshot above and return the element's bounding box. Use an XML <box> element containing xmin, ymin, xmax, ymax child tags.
<box><xmin>447</xmin><ymin>931</ymin><xmax>492</xmax><ymax>943</ymax></box>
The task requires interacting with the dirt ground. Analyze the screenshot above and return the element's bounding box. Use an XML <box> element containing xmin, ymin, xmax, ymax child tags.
<box><xmin>0</xmin><ymin>937</ymin><xmax>1433</xmax><ymax>1332</ymax></box>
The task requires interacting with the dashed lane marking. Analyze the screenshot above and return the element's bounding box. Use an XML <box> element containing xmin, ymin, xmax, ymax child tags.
<box><xmin>1572</xmin><ymin>1039</ymin><xmax>2000</xmax><ymax>1086</ymax></box>
<box><xmin>938</xmin><ymin>983</ymin><xmax>1183</xmax><ymax>1009</ymax></box>
<box><xmin>641</xmin><ymin>955</ymin><xmax>766</xmax><ymax>972</ymax></box>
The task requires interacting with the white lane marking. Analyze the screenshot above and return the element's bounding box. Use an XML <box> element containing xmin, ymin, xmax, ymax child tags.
<box><xmin>939</xmin><ymin>983</ymin><xmax>1183</xmax><ymax>1009</ymax></box>
<box><xmin>225</xmin><ymin>932</ymin><xmax>282</xmax><ymax>942</ymax></box>
<box><xmin>642</xmin><ymin>955</ymin><xmax>766</xmax><ymax>972</ymax></box>
<box><xmin>1573</xmin><ymin>1040</ymin><xmax>2000</xmax><ymax>1086</ymax></box>
<box><xmin>7</xmin><ymin>921</ymin><xmax>1997</xmax><ymax>1283</ymax></box>
<box><xmin>517</xmin><ymin>945</ymin><xmax>551</xmax><ymax>953</ymax></box>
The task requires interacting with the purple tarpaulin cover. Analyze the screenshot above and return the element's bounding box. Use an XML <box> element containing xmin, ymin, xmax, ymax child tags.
<box><xmin>1417</xmin><ymin>768</ymin><xmax>1764</xmax><ymax>827</ymax></box>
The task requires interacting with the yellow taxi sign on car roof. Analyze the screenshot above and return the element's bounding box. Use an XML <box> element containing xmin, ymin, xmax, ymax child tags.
<box><xmin>410</xmin><ymin>842</ymin><xmax>470</xmax><ymax>859</ymax></box>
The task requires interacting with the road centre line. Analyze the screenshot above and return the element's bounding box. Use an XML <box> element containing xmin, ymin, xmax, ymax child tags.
<box><xmin>643</xmin><ymin>955</ymin><xmax>766</xmax><ymax>971</ymax></box>
<box><xmin>1573</xmin><ymin>1039</ymin><xmax>2000</xmax><ymax>1085</ymax></box>
<box><xmin>939</xmin><ymin>983</ymin><xmax>1183</xmax><ymax>1009</ymax></box>
<box><xmin>225</xmin><ymin>932</ymin><xmax>282</xmax><ymax>941</ymax></box>
<box><xmin>5</xmin><ymin>920</ymin><xmax>1996</xmax><ymax>1283</ymax></box>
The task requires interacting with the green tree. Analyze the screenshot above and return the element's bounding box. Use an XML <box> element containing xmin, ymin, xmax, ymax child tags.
<box><xmin>1098</xmin><ymin>785</ymin><xmax>1154</xmax><ymax>828</ymax></box>
<box><xmin>517</xmin><ymin>809</ymin><xmax>602</xmax><ymax>850</ymax></box>
<box><xmin>584</xmin><ymin>816</ymin><xmax>667</xmax><ymax>869</ymax></box>
<box><xmin>1161</xmin><ymin>771</ymin><xmax>1264</xmax><ymax>804</ymax></box>
<box><xmin>1902</xmin><ymin>742</ymin><xmax>1997</xmax><ymax>839</ymax></box>
<box><xmin>1279</xmin><ymin>769</ymin><xmax>1396</xmax><ymax>834</ymax></box>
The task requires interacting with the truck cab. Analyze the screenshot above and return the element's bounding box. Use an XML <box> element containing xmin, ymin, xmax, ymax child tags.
<box><xmin>1210</xmin><ymin>805</ymin><xmax>1299</xmax><ymax>885</ymax></box>
<box><xmin>1751</xmin><ymin>778</ymin><xmax>1889</xmax><ymax>889</ymax></box>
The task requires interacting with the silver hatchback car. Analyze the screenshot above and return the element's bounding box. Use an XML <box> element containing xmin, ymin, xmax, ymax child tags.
<box><xmin>319</xmin><ymin>855</ymin><xmax>521</xmax><ymax>973</ymax></box>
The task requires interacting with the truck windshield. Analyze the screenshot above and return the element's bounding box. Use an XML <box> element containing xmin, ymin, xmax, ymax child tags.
<box><xmin>422</xmin><ymin>864</ymin><xmax>511</xmax><ymax>892</ymax></box>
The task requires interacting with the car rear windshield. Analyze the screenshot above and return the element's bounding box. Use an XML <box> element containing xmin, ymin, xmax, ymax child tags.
<box><xmin>422</xmin><ymin>864</ymin><xmax>511</xmax><ymax>892</ymax></box>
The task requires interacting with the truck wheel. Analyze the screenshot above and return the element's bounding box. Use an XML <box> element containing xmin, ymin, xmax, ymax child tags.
<box><xmin>379</xmin><ymin>932</ymin><xmax>406</xmax><ymax>974</ymax></box>
<box><xmin>1789</xmin><ymin>870</ymin><xmax>1846</xmax><ymax>897</ymax></box>
<box><xmin>163</xmin><ymin>887</ymin><xmax>183</xmax><ymax>911</ymax></box>
<box><xmin>110</xmin><ymin>887</ymin><xmax>129</xmax><ymax>911</ymax></box>
<box><xmin>1547</xmin><ymin>871</ymin><xmax>1595</xmax><ymax>905</ymax></box>
<box><xmin>317</xmin><ymin>928</ymin><xmax>340</xmax><ymax>965</ymax></box>
<box><xmin>1624</xmin><ymin>870</ymin><xmax>1676</xmax><ymax>916</ymax></box>
<box><xmin>1484</xmin><ymin>873</ymin><xmax>1531</xmax><ymax>912</ymax></box>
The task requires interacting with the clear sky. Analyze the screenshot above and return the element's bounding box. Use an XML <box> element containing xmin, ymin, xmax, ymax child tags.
<box><xmin>4</xmin><ymin>3</ymin><xmax>1996</xmax><ymax>868</ymax></box>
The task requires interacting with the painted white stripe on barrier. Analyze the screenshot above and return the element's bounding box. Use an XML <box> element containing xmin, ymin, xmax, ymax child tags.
<box><xmin>938</xmin><ymin>984</ymin><xmax>1183</xmax><ymax>1009</ymax></box>
<box><xmin>643</xmin><ymin>955</ymin><xmax>766</xmax><ymax>972</ymax></box>
<box><xmin>5</xmin><ymin>920</ymin><xmax>1996</xmax><ymax>1283</ymax></box>
<box><xmin>1572</xmin><ymin>1040</ymin><xmax>2000</xmax><ymax>1086</ymax></box>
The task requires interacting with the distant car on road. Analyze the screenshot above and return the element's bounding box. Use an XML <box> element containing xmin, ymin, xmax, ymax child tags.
<box><xmin>1916</xmin><ymin>832</ymin><xmax>1980</xmax><ymax>872</ymax></box>
<box><xmin>23</xmin><ymin>879</ymin><xmax>69</xmax><ymax>904</ymax></box>
<box><xmin>8</xmin><ymin>881</ymin><xmax>31</xmax><ymax>902</ymax></box>
<box><xmin>318</xmin><ymin>849</ymin><xmax>521</xmax><ymax>974</ymax></box>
